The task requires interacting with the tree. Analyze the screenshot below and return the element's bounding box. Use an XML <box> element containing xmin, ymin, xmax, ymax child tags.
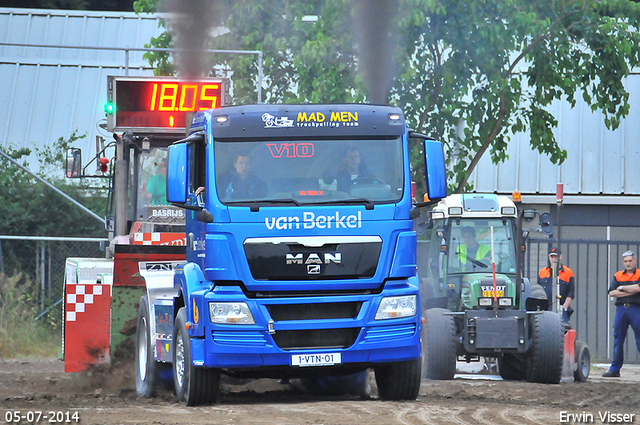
<box><xmin>0</xmin><ymin>132</ymin><xmax>107</xmax><ymax>238</ymax></box>
<box><xmin>396</xmin><ymin>0</ymin><xmax>640</xmax><ymax>192</ymax></box>
<box><xmin>0</xmin><ymin>132</ymin><xmax>108</xmax><ymax>322</ymax></box>
<box><xmin>134</xmin><ymin>0</ymin><xmax>365</xmax><ymax>104</ymax></box>
<box><xmin>134</xmin><ymin>0</ymin><xmax>640</xmax><ymax>193</ymax></box>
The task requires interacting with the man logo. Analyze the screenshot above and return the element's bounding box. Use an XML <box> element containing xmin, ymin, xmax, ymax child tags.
<box><xmin>307</xmin><ymin>265</ymin><xmax>321</xmax><ymax>274</ymax></box>
<box><xmin>286</xmin><ymin>252</ymin><xmax>342</xmax><ymax>265</ymax></box>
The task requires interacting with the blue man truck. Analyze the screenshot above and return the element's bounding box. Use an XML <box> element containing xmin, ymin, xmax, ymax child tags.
<box><xmin>135</xmin><ymin>103</ymin><xmax>446</xmax><ymax>405</ymax></box>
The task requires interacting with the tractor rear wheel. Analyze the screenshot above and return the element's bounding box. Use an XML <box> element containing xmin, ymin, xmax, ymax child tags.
<box><xmin>526</xmin><ymin>311</ymin><xmax>564</xmax><ymax>384</ymax></box>
<box><xmin>422</xmin><ymin>308</ymin><xmax>457</xmax><ymax>380</ymax></box>
<box><xmin>574</xmin><ymin>340</ymin><xmax>590</xmax><ymax>382</ymax></box>
<box><xmin>173</xmin><ymin>307</ymin><xmax>221</xmax><ymax>405</ymax></box>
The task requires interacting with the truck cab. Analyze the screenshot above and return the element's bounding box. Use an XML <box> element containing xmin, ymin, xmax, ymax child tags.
<box><xmin>137</xmin><ymin>104</ymin><xmax>446</xmax><ymax>405</ymax></box>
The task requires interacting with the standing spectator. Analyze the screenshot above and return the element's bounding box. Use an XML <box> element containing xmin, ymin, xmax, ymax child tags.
<box><xmin>537</xmin><ymin>247</ymin><xmax>575</xmax><ymax>323</ymax></box>
<box><xmin>602</xmin><ymin>250</ymin><xmax>640</xmax><ymax>377</ymax></box>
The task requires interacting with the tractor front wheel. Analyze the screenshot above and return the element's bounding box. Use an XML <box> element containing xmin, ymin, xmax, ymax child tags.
<box><xmin>422</xmin><ymin>308</ymin><xmax>457</xmax><ymax>380</ymax></box>
<box><xmin>526</xmin><ymin>311</ymin><xmax>564</xmax><ymax>384</ymax></box>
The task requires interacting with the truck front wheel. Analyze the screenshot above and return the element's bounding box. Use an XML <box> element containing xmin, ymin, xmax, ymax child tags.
<box><xmin>374</xmin><ymin>359</ymin><xmax>421</xmax><ymax>400</ymax></box>
<box><xmin>173</xmin><ymin>307</ymin><xmax>221</xmax><ymax>406</ymax></box>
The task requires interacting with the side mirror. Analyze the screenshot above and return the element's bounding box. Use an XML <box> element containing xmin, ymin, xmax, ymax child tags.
<box><xmin>196</xmin><ymin>209</ymin><xmax>213</xmax><ymax>223</ymax></box>
<box><xmin>167</xmin><ymin>143</ymin><xmax>188</xmax><ymax>204</ymax></box>
<box><xmin>539</xmin><ymin>212</ymin><xmax>554</xmax><ymax>235</ymax></box>
<box><xmin>424</xmin><ymin>139</ymin><xmax>446</xmax><ymax>201</ymax></box>
<box><xmin>66</xmin><ymin>148</ymin><xmax>82</xmax><ymax>178</ymax></box>
<box><xmin>413</xmin><ymin>212</ymin><xmax>428</xmax><ymax>236</ymax></box>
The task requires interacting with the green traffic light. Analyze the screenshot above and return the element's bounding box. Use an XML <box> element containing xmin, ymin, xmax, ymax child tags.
<box><xmin>104</xmin><ymin>102</ymin><xmax>115</xmax><ymax>114</ymax></box>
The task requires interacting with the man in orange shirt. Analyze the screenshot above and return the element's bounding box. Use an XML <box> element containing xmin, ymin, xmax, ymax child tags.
<box><xmin>602</xmin><ymin>250</ymin><xmax>640</xmax><ymax>377</ymax></box>
<box><xmin>538</xmin><ymin>247</ymin><xmax>574</xmax><ymax>323</ymax></box>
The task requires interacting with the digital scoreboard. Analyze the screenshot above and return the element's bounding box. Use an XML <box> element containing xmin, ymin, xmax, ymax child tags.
<box><xmin>106</xmin><ymin>76</ymin><xmax>230</xmax><ymax>133</ymax></box>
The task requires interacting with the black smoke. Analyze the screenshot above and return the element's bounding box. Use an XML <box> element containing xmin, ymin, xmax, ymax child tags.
<box><xmin>159</xmin><ymin>0</ymin><xmax>225</xmax><ymax>79</ymax></box>
<box><xmin>352</xmin><ymin>0</ymin><xmax>399</xmax><ymax>104</ymax></box>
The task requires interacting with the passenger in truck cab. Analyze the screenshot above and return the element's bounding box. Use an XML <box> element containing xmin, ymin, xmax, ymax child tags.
<box><xmin>336</xmin><ymin>147</ymin><xmax>374</xmax><ymax>192</ymax></box>
<box><xmin>456</xmin><ymin>227</ymin><xmax>491</xmax><ymax>270</ymax></box>
<box><xmin>219</xmin><ymin>150</ymin><xmax>267</xmax><ymax>200</ymax></box>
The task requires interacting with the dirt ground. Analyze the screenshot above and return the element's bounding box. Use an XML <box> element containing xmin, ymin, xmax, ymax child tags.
<box><xmin>1</xmin><ymin>358</ymin><xmax>639</xmax><ymax>425</ymax></box>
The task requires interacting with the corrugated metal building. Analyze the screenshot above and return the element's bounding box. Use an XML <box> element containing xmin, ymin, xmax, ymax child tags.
<box><xmin>0</xmin><ymin>7</ymin><xmax>162</xmax><ymax>165</ymax></box>
<box><xmin>471</xmin><ymin>73</ymin><xmax>640</xmax><ymax>203</ymax></box>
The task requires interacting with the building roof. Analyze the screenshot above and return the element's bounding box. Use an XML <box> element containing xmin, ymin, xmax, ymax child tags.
<box><xmin>0</xmin><ymin>7</ymin><xmax>163</xmax><ymax>170</ymax></box>
<box><xmin>469</xmin><ymin>73</ymin><xmax>640</xmax><ymax>203</ymax></box>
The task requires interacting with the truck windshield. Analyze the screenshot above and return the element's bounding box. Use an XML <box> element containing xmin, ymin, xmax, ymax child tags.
<box><xmin>214</xmin><ymin>138</ymin><xmax>404</xmax><ymax>205</ymax></box>
<box><xmin>446</xmin><ymin>219</ymin><xmax>517</xmax><ymax>275</ymax></box>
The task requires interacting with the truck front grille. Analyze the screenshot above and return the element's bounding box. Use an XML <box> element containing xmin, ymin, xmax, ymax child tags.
<box><xmin>272</xmin><ymin>328</ymin><xmax>360</xmax><ymax>350</ymax></box>
<box><xmin>363</xmin><ymin>324</ymin><xmax>416</xmax><ymax>342</ymax></box>
<box><xmin>266</xmin><ymin>302</ymin><xmax>362</xmax><ymax>321</ymax></box>
<box><xmin>211</xmin><ymin>330</ymin><xmax>268</xmax><ymax>346</ymax></box>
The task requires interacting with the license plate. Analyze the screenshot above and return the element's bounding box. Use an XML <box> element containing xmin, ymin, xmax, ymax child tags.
<box><xmin>482</xmin><ymin>290</ymin><xmax>505</xmax><ymax>297</ymax></box>
<box><xmin>291</xmin><ymin>353</ymin><xmax>342</xmax><ymax>367</ymax></box>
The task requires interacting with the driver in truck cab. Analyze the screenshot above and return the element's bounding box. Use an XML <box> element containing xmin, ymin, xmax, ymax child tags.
<box><xmin>219</xmin><ymin>150</ymin><xmax>267</xmax><ymax>200</ymax></box>
<box><xmin>336</xmin><ymin>147</ymin><xmax>373</xmax><ymax>192</ymax></box>
<box><xmin>456</xmin><ymin>226</ymin><xmax>491</xmax><ymax>270</ymax></box>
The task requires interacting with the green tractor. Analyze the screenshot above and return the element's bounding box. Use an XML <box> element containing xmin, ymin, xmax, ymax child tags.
<box><xmin>419</xmin><ymin>193</ymin><xmax>564</xmax><ymax>383</ymax></box>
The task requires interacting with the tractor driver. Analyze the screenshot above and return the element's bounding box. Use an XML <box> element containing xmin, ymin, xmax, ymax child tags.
<box><xmin>456</xmin><ymin>227</ymin><xmax>491</xmax><ymax>270</ymax></box>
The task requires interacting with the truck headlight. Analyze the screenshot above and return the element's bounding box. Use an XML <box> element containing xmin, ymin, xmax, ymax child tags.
<box><xmin>375</xmin><ymin>295</ymin><xmax>417</xmax><ymax>320</ymax></box>
<box><xmin>209</xmin><ymin>302</ymin><xmax>255</xmax><ymax>324</ymax></box>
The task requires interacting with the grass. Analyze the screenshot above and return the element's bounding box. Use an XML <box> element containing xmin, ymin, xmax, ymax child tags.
<box><xmin>0</xmin><ymin>273</ymin><xmax>61</xmax><ymax>358</ymax></box>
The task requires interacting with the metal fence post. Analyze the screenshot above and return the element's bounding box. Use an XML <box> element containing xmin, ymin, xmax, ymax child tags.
<box><xmin>41</xmin><ymin>241</ymin><xmax>46</xmax><ymax>312</ymax></box>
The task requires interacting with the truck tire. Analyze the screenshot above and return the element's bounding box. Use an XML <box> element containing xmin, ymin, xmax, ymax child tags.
<box><xmin>374</xmin><ymin>358</ymin><xmax>421</xmax><ymax>400</ymax></box>
<box><xmin>574</xmin><ymin>340</ymin><xmax>590</xmax><ymax>382</ymax></box>
<box><xmin>422</xmin><ymin>308</ymin><xmax>456</xmax><ymax>380</ymax></box>
<box><xmin>136</xmin><ymin>294</ymin><xmax>165</xmax><ymax>398</ymax></box>
<box><xmin>173</xmin><ymin>307</ymin><xmax>221</xmax><ymax>406</ymax></box>
<box><xmin>526</xmin><ymin>311</ymin><xmax>564</xmax><ymax>384</ymax></box>
<box><xmin>498</xmin><ymin>353</ymin><xmax>526</xmax><ymax>381</ymax></box>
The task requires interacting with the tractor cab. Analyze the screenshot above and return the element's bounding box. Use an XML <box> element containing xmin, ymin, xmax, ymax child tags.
<box><xmin>423</xmin><ymin>194</ymin><xmax>519</xmax><ymax>311</ymax></box>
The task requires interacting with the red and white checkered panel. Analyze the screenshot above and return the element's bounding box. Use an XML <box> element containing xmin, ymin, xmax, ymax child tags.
<box><xmin>64</xmin><ymin>283</ymin><xmax>111</xmax><ymax>373</ymax></box>
<box><xmin>133</xmin><ymin>232</ymin><xmax>186</xmax><ymax>246</ymax></box>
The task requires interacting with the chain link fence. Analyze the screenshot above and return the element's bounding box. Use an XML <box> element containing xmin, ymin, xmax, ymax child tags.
<box><xmin>0</xmin><ymin>236</ymin><xmax>107</xmax><ymax>321</ymax></box>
